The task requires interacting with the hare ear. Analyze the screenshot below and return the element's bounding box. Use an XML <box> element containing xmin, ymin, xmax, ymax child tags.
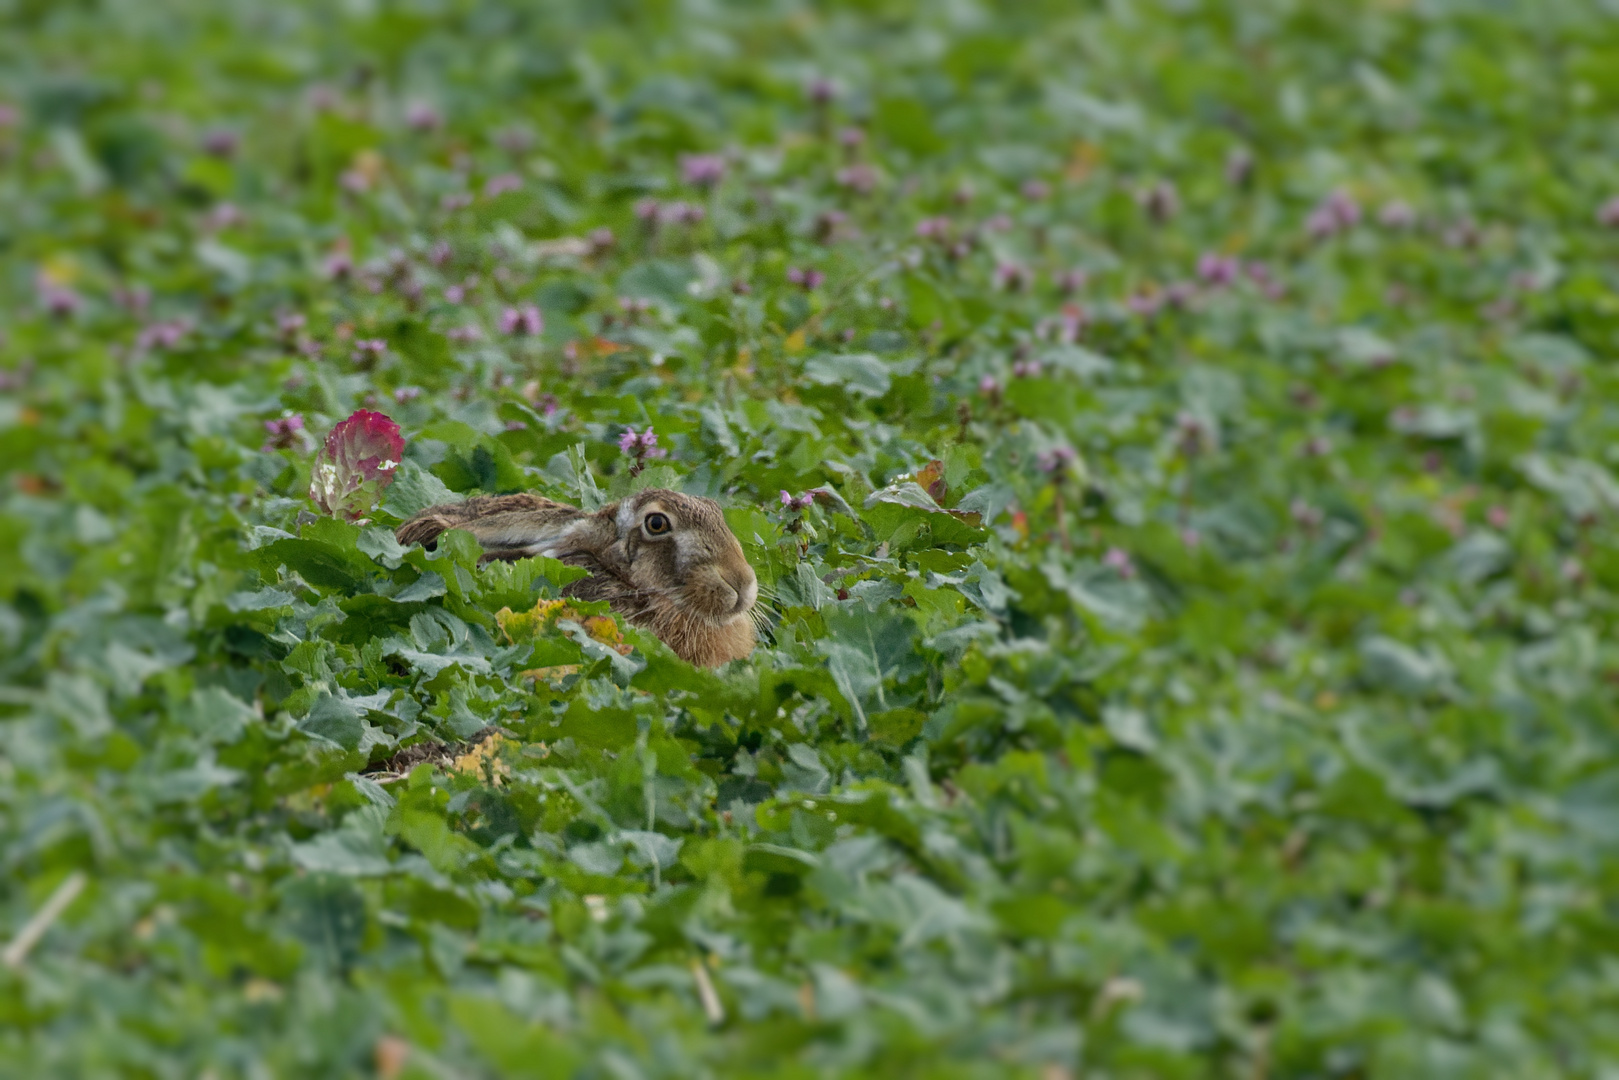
<box><xmin>397</xmin><ymin>494</ymin><xmax>587</xmax><ymax>559</ymax></box>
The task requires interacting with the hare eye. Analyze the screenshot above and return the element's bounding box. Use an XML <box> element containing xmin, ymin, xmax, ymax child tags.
<box><xmin>643</xmin><ymin>512</ymin><xmax>672</xmax><ymax>536</ymax></box>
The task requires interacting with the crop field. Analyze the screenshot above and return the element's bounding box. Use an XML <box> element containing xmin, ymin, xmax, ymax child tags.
<box><xmin>4</xmin><ymin>1</ymin><xmax>1619</xmax><ymax>1076</ymax></box>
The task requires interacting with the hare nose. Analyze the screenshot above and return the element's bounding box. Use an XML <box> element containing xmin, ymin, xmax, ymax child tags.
<box><xmin>723</xmin><ymin>567</ymin><xmax>757</xmax><ymax>613</ymax></box>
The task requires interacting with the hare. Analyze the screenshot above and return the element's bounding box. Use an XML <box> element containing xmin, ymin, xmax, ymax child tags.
<box><xmin>396</xmin><ymin>489</ymin><xmax>759</xmax><ymax>667</ymax></box>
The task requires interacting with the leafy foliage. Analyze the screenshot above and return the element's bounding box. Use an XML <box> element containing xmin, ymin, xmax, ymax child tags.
<box><xmin>5</xmin><ymin>0</ymin><xmax>1619</xmax><ymax>1077</ymax></box>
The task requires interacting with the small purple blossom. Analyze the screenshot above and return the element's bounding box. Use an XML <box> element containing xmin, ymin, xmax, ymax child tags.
<box><xmin>1103</xmin><ymin>547</ymin><xmax>1136</xmax><ymax>578</ymax></box>
<box><xmin>323</xmin><ymin>251</ymin><xmax>353</xmax><ymax>280</ymax></box>
<box><xmin>203</xmin><ymin>202</ymin><xmax>245</xmax><ymax>231</ymax></box>
<box><xmin>680</xmin><ymin>153</ymin><xmax>727</xmax><ymax>188</ymax></box>
<box><xmin>1020</xmin><ymin>178</ymin><xmax>1051</xmax><ymax>201</ymax></box>
<box><xmin>1055</xmin><ymin>269</ymin><xmax>1087</xmax><ymax>295</ymax></box>
<box><xmin>786</xmin><ymin>267</ymin><xmax>825</xmax><ymax>290</ymax></box>
<box><xmin>1225</xmin><ymin>148</ymin><xmax>1254</xmax><ymax>187</ymax></box>
<box><xmin>39</xmin><ymin>283</ymin><xmax>81</xmax><ymax>319</ymax></box>
<box><xmin>444</xmin><ymin>284</ymin><xmax>465</xmax><ymax>304</ymax></box>
<box><xmin>1307</xmin><ymin>189</ymin><xmax>1362</xmax><ymax>240</ymax></box>
<box><xmin>1290</xmin><ymin>499</ymin><xmax>1324</xmax><ymax>531</ymax></box>
<box><xmin>1127</xmin><ymin>291</ymin><xmax>1164</xmax><ymax>319</ymax></box>
<box><xmin>669</xmin><ymin>201</ymin><xmax>705</xmax><ymax>226</ymax></box>
<box><xmin>405</xmin><ymin>102</ymin><xmax>441</xmax><ymax>131</ymax></box>
<box><xmin>916</xmin><ymin>216</ymin><xmax>951</xmax><ymax>240</ymax></box>
<box><xmin>618</xmin><ymin>426</ymin><xmax>668</xmax><ymax>462</ymax></box>
<box><xmin>780</xmin><ymin>490</ymin><xmax>815</xmax><ymax>511</ymax></box>
<box><xmin>836</xmin><ymin>163</ymin><xmax>879</xmax><ymax>194</ymax></box>
<box><xmin>500</xmin><ymin>304</ymin><xmax>543</xmax><ymax>336</ymax></box>
<box><xmin>428</xmin><ymin>239</ymin><xmax>452</xmax><ymax>267</ymax></box>
<box><xmin>1197</xmin><ymin>253</ymin><xmax>1241</xmax><ymax>287</ymax></box>
<box><xmin>1012</xmin><ymin>358</ymin><xmax>1042</xmax><ymax>379</ymax></box>
<box><xmin>441</xmin><ymin>192</ymin><xmax>472</xmax><ymax>212</ymax></box>
<box><xmin>807</xmin><ymin>77</ymin><xmax>837</xmax><ymax>105</ymax></box>
<box><xmin>352</xmin><ymin>338</ymin><xmax>388</xmax><ymax>366</ymax></box>
<box><xmin>1137</xmin><ymin>181</ymin><xmax>1180</xmax><ymax>224</ymax></box>
<box><xmin>483</xmin><ymin>173</ymin><xmax>522</xmax><ymax>197</ymax></box>
<box><xmin>837</xmin><ymin>126</ymin><xmax>865</xmax><ymax>149</ymax></box>
<box><xmin>261</xmin><ymin>414</ymin><xmax>306</xmax><ymax>452</ymax></box>
<box><xmin>137</xmin><ymin>321</ymin><xmax>188</xmax><ymax>350</ymax></box>
<box><xmin>1037</xmin><ymin>445</ymin><xmax>1077</xmax><ymax>475</ymax></box>
<box><xmin>446</xmin><ymin>325</ymin><xmax>482</xmax><ymax>343</ymax></box>
<box><xmin>588</xmin><ymin>227</ymin><xmax>616</xmax><ymax>255</ymax></box>
<box><xmin>1378</xmin><ymin>200</ymin><xmax>1417</xmax><ymax>229</ymax></box>
<box><xmin>200</xmin><ymin>129</ymin><xmax>239</xmax><ymax>158</ymax></box>
<box><xmin>277</xmin><ymin>312</ymin><xmax>306</xmax><ymax>337</ymax></box>
<box><xmin>1598</xmin><ymin>196</ymin><xmax>1619</xmax><ymax>228</ymax></box>
<box><xmin>635</xmin><ymin>198</ymin><xmax>662</xmax><ymax>224</ymax></box>
<box><xmin>994</xmin><ymin>262</ymin><xmax>1031</xmax><ymax>292</ymax></box>
<box><xmin>393</xmin><ymin>386</ymin><xmax>422</xmax><ymax>404</ymax></box>
<box><xmin>978</xmin><ymin>374</ymin><xmax>1002</xmax><ymax>399</ymax></box>
<box><xmin>1175</xmin><ymin>411</ymin><xmax>1216</xmax><ymax>456</ymax></box>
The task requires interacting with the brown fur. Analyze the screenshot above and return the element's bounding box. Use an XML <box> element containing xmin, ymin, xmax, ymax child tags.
<box><xmin>395</xmin><ymin>489</ymin><xmax>758</xmax><ymax>667</ymax></box>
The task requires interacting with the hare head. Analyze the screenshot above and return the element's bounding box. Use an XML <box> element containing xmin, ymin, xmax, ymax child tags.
<box><xmin>396</xmin><ymin>488</ymin><xmax>759</xmax><ymax>667</ymax></box>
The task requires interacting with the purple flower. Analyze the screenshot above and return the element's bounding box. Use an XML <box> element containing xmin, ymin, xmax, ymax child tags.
<box><xmin>680</xmin><ymin>153</ymin><xmax>727</xmax><ymax>188</ymax></box>
<box><xmin>1175</xmin><ymin>411</ymin><xmax>1216</xmax><ymax>456</ymax></box>
<box><xmin>500</xmin><ymin>304</ymin><xmax>543</xmax><ymax>336</ymax></box>
<box><xmin>807</xmin><ymin>77</ymin><xmax>837</xmax><ymax>105</ymax></box>
<box><xmin>1378</xmin><ymin>200</ymin><xmax>1417</xmax><ymax>229</ymax></box>
<box><xmin>635</xmin><ymin>198</ymin><xmax>662</xmax><ymax>224</ymax></box>
<box><xmin>137</xmin><ymin>321</ymin><xmax>188</xmax><ymax>350</ymax></box>
<box><xmin>1127</xmin><ymin>291</ymin><xmax>1164</xmax><ymax>319</ymax></box>
<box><xmin>978</xmin><ymin>374</ymin><xmax>1002</xmax><ymax>398</ymax></box>
<box><xmin>1598</xmin><ymin>196</ymin><xmax>1619</xmax><ymax>228</ymax></box>
<box><xmin>443</xmin><ymin>284</ymin><xmax>465</xmax><ymax>304</ymax></box>
<box><xmin>1137</xmin><ymin>181</ymin><xmax>1180</xmax><ymax>223</ymax></box>
<box><xmin>261</xmin><ymin>413</ymin><xmax>306</xmax><ymax>452</ymax></box>
<box><xmin>1055</xmin><ymin>269</ymin><xmax>1087</xmax><ymax>295</ymax></box>
<box><xmin>915</xmin><ymin>216</ymin><xmax>951</xmax><ymax>240</ymax></box>
<box><xmin>669</xmin><ymin>201</ymin><xmax>706</xmax><ymax>226</ymax></box>
<box><xmin>1197</xmin><ymin>253</ymin><xmax>1241</xmax><ymax>287</ymax></box>
<box><xmin>200</xmin><ymin>129</ymin><xmax>239</xmax><ymax>158</ymax></box>
<box><xmin>277</xmin><ymin>312</ymin><xmax>306</xmax><ymax>337</ymax></box>
<box><xmin>779</xmin><ymin>490</ymin><xmax>815</xmax><ymax>511</ymax></box>
<box><xmin>0</xmin><ymin>104</ymin><xmax>18</xmax><ymax>128</ymax></box>
<box><xmin>786</xmin><ymin>267</ymin><xmax>824</xmax><ymax>290</ymax></box>
<box><xmin>393</xmin><ymin>386</ymin><xmax>422</xmax><ymax>404</ymax></box>
<box><xmin>837</xmin><ymin>126</ymin><xmax>866</xmax><ymax>149</ymax></box>
<box><xmin>1225</xmin><ymin>148</ymin><xmax>1254</xmax><ymax>187</ymax></box>
<box><xmin>1102</xmin><ymin>547</ymin><xmax>1136</xmax><ymax>578</ymax></box>
<box><xmin>441</xmin><ymin>192</ymin><xmax>472</xmax><ymax>212</ymax></box>
<box><xmin>1012</xmin><ymin>358</ymin><xmax>1042</xmax><ymax>378</ymax></box>
<box><xmin>1290</xmin><ymin>499</ymin><xmax>1324</xmax><ymax>530</ymax></box>
<box><xmin>309</xmin><ymin>410</ymin><xmax>404</xmax><ymax>520</ymax></box>
<box><xmin>618</xmin><ymin>426</ymin><xmax>668</xmax><ymax>461</ymax></box>
<box><xmin>39</xmin><ymin>284</ymin><xmax>82</xmax><ymax>319</ymax></box>
<box><xmin>1037</xmin><ymin>445</ymin><xmax>1077</xmax><ymax>475</ymax></box>
<box><xmin>446</xmin><ymin>325</ymin><xmax>482</xmax><ymax>343</ymax></box>
<box><xmin>352</xmin><ymin>338</ymin><xmax>388</xmax><ymax>367</ymax></box>
<box><xmin>1307</xmin><ymin>189</ymin><xmax>1362</xmax><ymax>239</ymax></box>
<box><xmin>323</xmin><ymin>251</ymin><xmax>353</xmax><ymax>279</ymax></box>
<box><xmin>203</xmin><ymin>203</ymin><xmax>244</xmax><ymax>231</ymax></box>
<box><xmin>836</xmin><ymin>163</ymin><xmax>879</xmax><ymax>194</ymax></box>
<box><xmin>428</xmin><ymin>239</ymin><xmax>452</xmax><ymax>267</ymax></box>
<box><xmin>405</xmin><ymin>102</ymin><xmax>441</xmax><ymax>131</ymax></box>
<box><xmin>588</xmin><ymin>227</ymin><xmax>616</xmax><ymax>255</ymax></box>
<box><xmin>1020</xmin><ymin>178</ymin><xmax>1051</xmax><ymax>201</ymax></box>
<box><xmin>994</xmin><ymin>262</ymin><xmax>1031</xmax><ymax>292</ymax></box>
<box><xmin>484</xmin><ymin>173</ymin><xmax>522</xmax><ymax>197</ymax></box>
